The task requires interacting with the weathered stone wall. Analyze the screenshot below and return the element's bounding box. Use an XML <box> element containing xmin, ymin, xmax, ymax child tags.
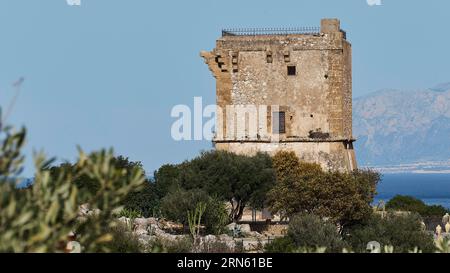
<box><xmin>201</xmin><ymin>18</ymin><xmax>357</xmax><ymax>171</ymax></box>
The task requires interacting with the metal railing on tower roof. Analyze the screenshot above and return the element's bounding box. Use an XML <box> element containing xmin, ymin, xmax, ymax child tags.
<box><xmin>222</xmin><ymin>27</ymin><xmax>321</xmax><ymax>37</ymax></box>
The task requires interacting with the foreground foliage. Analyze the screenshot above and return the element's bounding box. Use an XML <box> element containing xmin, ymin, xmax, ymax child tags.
<box><xmin>0</xmin><ymin>122</ymin><xmax>145</xmax><ymax>253</ymax></box>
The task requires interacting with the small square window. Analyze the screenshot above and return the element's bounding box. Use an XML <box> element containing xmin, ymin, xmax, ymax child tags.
<box><xmin>272</xmin><ymin>112</ymin><xmax>286</xmax><ymax>134</ymax></box>
<box><xmin>287</xmin><ymin>66</ymin><xmax>296</xmax><ymax>76</ymax></box>
<box><xmin>266</xmin><ymin>52</ymin><xmax>273</xmax><ymax>63</ymax></box>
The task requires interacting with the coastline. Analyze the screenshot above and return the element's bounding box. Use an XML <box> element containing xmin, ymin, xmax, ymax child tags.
<box><xmin>375</xmin><ymin>172</ymin><xmax>450</xmax><ymax>209</ymax></box>
<box><xmin>361</xmin><ymin>161</ymin><xmax>450</xmax><ymax>174</ymax></box>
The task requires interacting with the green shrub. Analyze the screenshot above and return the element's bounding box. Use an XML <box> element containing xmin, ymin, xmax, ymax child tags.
<box><xmin>202</xmin><ymin>196</ymin><xmax>229</xmax><ymax>235</ymax></box>
<box><xmin>386</xmin><ymin>195</ymin><xmax>448</xmax><ymax>217</ymax></box>
<box><xmin>122</xmin><ymin>181</ymin><xmax>160</xmax><ymax>218</ymax></box>
<box><xmin>117</xmin><ymin>208</ymin><xmax>142</xmax><ymax>219</ymax></box>
<box><xmin>100</xmin><ymin>222</ymin><xmax>142</xmax><ymax>253</ymax></box>
<box><xmin>265</xmin><ymin>213</ymin><xmax>348</xmax><ymax>253</ymax></box>
<box><xmin>425</xmin><ymin>205</ymin><xmax>449</xmax><ymax>217</ymax></box>
<box><xmin>160</xmin><ymin>189</ymin><xmax>210</xmax><ymax>226</ymax></box>
<box><xmin>344</xmin><ymin>212</ymin><xmax>436</xmax><ymax>253</ymax></box>
<box><xmin>287</xmin><ymin>213</ymin><xmax>348</xmax><ymax>253</ymax></box>
<box><xmin>160</xmin><ymin>189</ymin><xmax>230</xmax><ymax>235</ymax></box>
<box><xmin>265</xmin><ymin>237</ymin><xmax>296</xmax><ymax>253</ymax></box>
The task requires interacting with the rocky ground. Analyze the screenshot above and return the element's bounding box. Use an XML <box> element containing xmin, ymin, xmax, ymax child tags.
<box><xmin>117</xmin><ymin>216</ymin><xmax>285</xmax><ymax>253</ymax></box>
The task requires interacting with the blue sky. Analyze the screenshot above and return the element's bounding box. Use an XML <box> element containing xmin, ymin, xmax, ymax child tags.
<box><xmin>1</xmin><ymin>0</ymin><xmax>449</xmax><ymax>176</ymax></box>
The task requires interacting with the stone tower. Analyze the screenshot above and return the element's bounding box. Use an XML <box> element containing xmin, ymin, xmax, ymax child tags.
<box><xmin>201</xmin><ymin>19</ymin><xmax>357</xmax><ymax>171</ymax></box>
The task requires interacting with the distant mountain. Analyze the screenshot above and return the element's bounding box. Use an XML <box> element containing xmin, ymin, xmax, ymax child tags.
<box><xmin>353</xmin><ymin>84</ymin><xmax>450</xmax><ymax>168</ymax></box>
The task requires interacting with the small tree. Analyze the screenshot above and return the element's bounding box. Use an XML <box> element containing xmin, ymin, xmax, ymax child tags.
<box><xmin>386</xmin><ymin>195</ymin><xmax>448</xmax><ymax>217</ymax></box>
<box><xmin>157</xmin><ymin>150</ymin><xmax>276</xmax><ymax>222</ymax></box>
<box><xmin>267</xmin><ymin>151</ymin><xmax>380</xmax><ymax>228</ymax></box>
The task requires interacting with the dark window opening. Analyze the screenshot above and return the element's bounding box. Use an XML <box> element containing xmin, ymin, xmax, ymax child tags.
<box><xmin>266</xmin><ymin>53</ymin><xmax>273</xmax><ymax>63</ymax></box>
<box><xmin>345</xmin><ymin>141</ymin><xmax>354</xmax><ymax>150</ymax></box>
<box><xmin>287</xmin><ymin>66</ymin><xmax>296</xmax><ymax>76</ymax></box>
<box><xmin>272</xmin><ymin>112</ymin><xmax>286</xmax><ymax>134</ymax></box>
<box><xmin>310</xmin><ymin>114</ymin><xmax>314</xmax><ymax>118</ymax></box>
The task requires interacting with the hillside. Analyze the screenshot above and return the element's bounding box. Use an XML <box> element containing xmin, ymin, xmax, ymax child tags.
<box><xmin>353</xmin><ymin>84</ymin><xmax>450</xmax><ymax>170</ymax></box>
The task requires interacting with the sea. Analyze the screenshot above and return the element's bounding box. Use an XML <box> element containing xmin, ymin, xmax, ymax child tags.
<box><xmin>374</xmin><ymin>173</ymin><xmax>450</xmax><ymax>209</ymax></box>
